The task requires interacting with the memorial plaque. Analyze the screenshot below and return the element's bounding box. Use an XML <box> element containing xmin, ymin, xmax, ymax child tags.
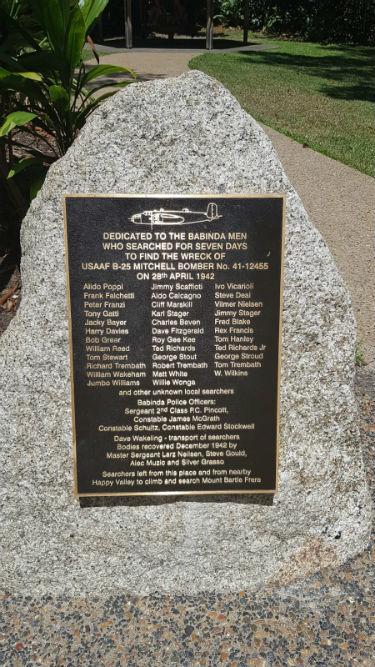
<box><xmin>64</xmin><ymin>195</ymin><xmax>285</xmax><ymax>496</ymax></box>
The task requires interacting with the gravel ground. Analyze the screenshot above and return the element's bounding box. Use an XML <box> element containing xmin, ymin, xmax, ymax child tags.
<box><xmin>0</xmin><ymin>365</ymin><xmax>373</xmax><ymax>667</ymax></box>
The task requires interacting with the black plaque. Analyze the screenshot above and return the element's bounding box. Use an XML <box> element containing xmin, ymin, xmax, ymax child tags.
<box><xmin>64</xmin><ymin>195</ymin><xmax>285</xmax><ymax>496</ymax></box>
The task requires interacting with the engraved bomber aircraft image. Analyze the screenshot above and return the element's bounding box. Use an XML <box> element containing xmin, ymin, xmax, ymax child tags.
<box><xmin>130</xmin><ymin>202</ymin><xmax>222</xmax><ymax>227</ymax></box>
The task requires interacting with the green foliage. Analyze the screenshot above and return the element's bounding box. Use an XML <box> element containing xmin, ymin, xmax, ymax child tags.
<box><xmin>214</xmin><ymin>1</ymin><xmax>243</xmax><ymax>27</ymax></box>
<box><xmin>0</xmin><ymin>109</ymin><xmax>36</xmax><ymax>134</ymax></box>
<box><xmin>79</xmin><ymin>0</ymin><xmax>108</xmax><ymax>33</ymax></box>
<box><xmin>355</xmin><ymin>341</ymin><xmax>365</xmax><ymax>367</ymax></box>
<box><xmin>214</xmin><ymin>1</ymin><xmax>375</xmax><ymax>44</ymax></box>
<box><xmin>6</xmin><ymin>154</ymin><xmax>40</xmax><ymax>177</ymax></box>
<box><xmin>0</xmin><ymin>0</ymin><xmax>135</xmax><ymax>288</ymax></box>
<box><xmin>0</xmin><ymin>0</ymin><xmax>134</xmax><ymax>170</ymax></box>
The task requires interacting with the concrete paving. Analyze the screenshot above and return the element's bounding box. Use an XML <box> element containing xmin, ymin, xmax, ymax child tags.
<box><xmin>93</xmin><ymin>50</ymin><xmax>196</xmax><ymax>80</ymax></box>
<box><xmin>261</xmin><ymin>125</ymin><xmax>374</xmax><ymax>364</ymax></box>
<box><xmin>90</xmin><ymin>50</ymin><xmax>374</xmax><ymax>363</ymax></box>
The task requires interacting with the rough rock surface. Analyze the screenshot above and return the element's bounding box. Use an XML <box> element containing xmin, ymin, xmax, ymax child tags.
<box><xmin>0</xmin><ymin>71</ymin><xmax>371</xmax><ymax>595</ymax></box>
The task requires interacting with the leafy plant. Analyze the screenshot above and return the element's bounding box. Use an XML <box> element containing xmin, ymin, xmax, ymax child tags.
<box><xmin>0</xmin><ymin>0</ymin><xmax>134</xmax><ymax>182</ymax></box>
<box><xmin>0</xmin><ymin>0</ymin><xmax>134</xmax><ymax>290</ymax></box>
<box><xmin>355</xmin><ymin>341</ymin><xmax>365</xmax><ymax>367</ymax></box>
<box><xmin>214</xmin><ymin>1</ymin><xmax>375</xmax><ymax>43</ymax></box>
<box><xmin>214</xmin><ymin>0</ymin><xmax>243</xmax><ymax>27</ymax></box>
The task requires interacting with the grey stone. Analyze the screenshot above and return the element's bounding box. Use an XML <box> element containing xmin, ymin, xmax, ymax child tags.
<box><xmin>0</xmin><ymin>71</ymin><xmax>371</xmax><ymax>595</ymax></box>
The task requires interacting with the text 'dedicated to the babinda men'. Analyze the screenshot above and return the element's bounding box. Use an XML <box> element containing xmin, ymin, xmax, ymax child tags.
<box><xmin>64</xmin><ymin>195</ymin><xmax>285</xmax><ymax>496</ymax></box>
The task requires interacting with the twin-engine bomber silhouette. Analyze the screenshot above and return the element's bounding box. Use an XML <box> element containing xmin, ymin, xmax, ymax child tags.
<box><xmin>130</xmin><ymin>202</ymin><xmax>221</xmax><ymax>227</ymax></box>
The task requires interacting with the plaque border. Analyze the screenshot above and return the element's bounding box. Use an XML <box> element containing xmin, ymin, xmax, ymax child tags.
<box><xmin>63</xmin><ymin>194</ymin><xmax>286</xmax><ymax>498</ymax></box>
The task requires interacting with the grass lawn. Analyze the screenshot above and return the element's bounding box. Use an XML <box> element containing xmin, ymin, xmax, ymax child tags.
<box><xmin>189</xmin><ymin>37</ymin><xmax>374</xmax><ymax>176</ymax></box>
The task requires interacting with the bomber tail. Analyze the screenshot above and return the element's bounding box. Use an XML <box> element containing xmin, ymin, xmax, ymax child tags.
<box><xmin>206</xmin><ymin>202</ymin><xmax>221</xmax><ymax>221</ymax></box>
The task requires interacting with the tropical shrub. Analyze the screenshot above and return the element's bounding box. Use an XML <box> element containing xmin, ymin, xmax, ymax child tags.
<box><xmin>214</xmin><ymin>1</ymin><xmax>375</xmax><ymax>44</ymax></box>
<box><xmin>0</xmin><ymin>0</ymin><xmax>134</xmax><ymax>289</ymax></box>
<box><xmin>213</xmin><ymin>0</ymin><xmax>243</xmax><ymax>28</ymax></box>
<box><xmin>0</xmin><ymin>0</ymin><xmax>134</xmax><ymax>186</ymax></box>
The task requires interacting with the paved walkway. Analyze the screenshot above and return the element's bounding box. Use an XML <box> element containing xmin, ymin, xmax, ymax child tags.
<box><xmin>96</xmin><ymin>49</ymin><xmax>194</xmax><ymax>80</ymax></box>
<box><xmin>261</xmin><ymin>125</ymin><xmax>374</xmax><ymax>365</ymax></box>
<box><xmin>93</xmin><ymin>50</ymin><xmax>374</xmax><ymax>363</ymax></box>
